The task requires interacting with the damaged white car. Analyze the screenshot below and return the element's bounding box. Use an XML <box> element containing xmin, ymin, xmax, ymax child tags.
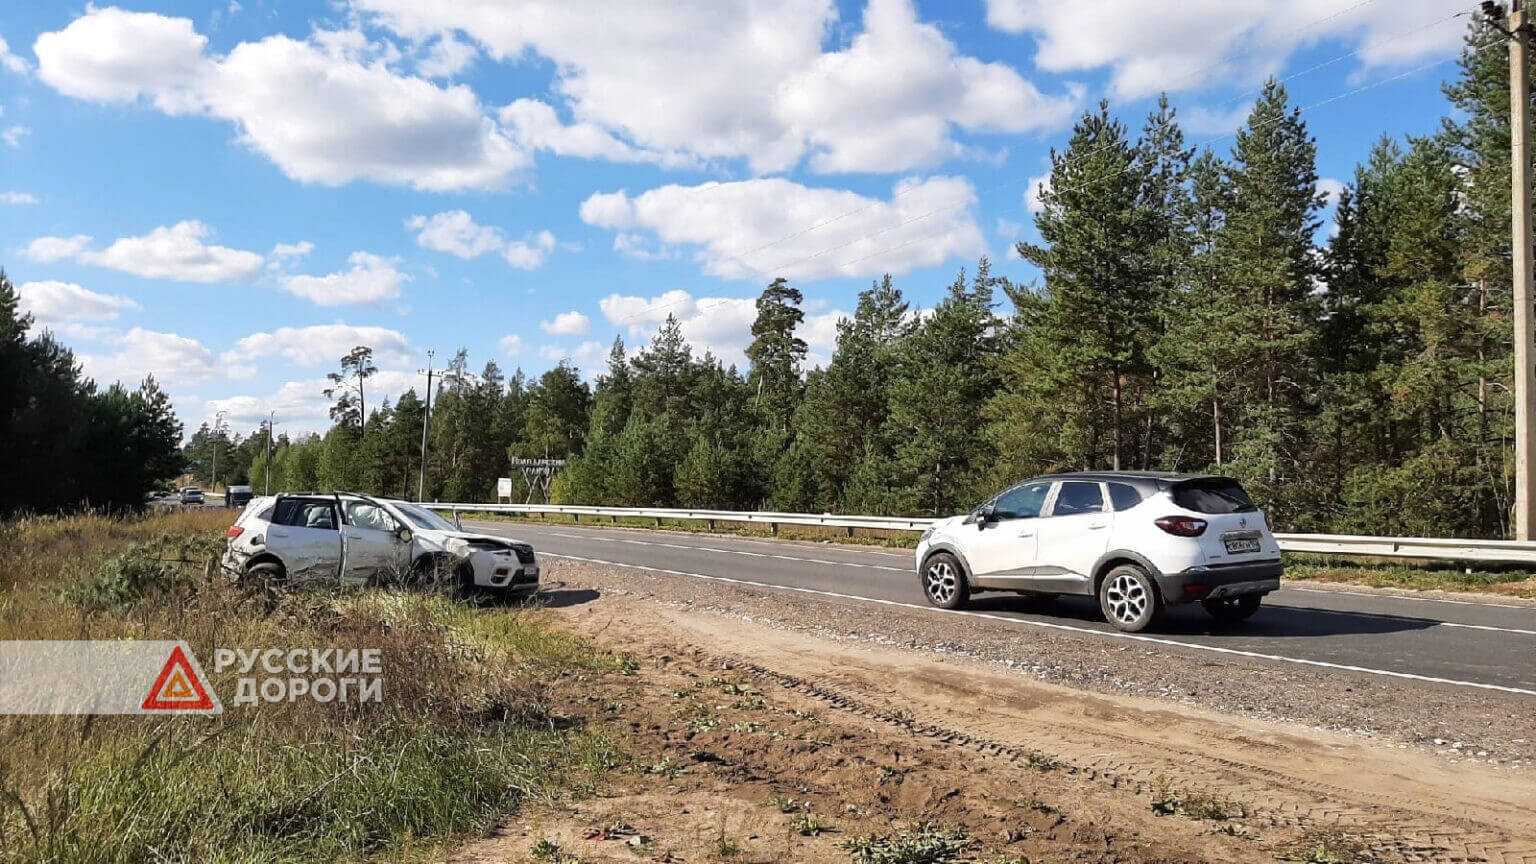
<box><xmin>221</xmin><ymin>492</ymin><xmax>539</xmax><ymax>596</ymax></box>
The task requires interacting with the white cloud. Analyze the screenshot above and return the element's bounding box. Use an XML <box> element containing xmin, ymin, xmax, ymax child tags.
<box><xmin>498</xmin><ymin>98</ymin><xmax>688</xmax><ymax>167</ymax></box>
<box><xmin>580</xmin><ymin>175</ymin><xmax>985</xmax><ymax>281</ymax></box>
<box><xmin>80</xmin><ymin>328</ymin><xmax>219</xmax><ymax>388</ymax></box>
<box><xmin>2</xmin><ymin>126</ymin><xmax>30</xmax><ymax>148</ymax></box>
<box><xmin>540</xmin><ymin>311</ymin><xmax>591</xmax><ymax>336</ymax></box>
<box><xmin>270</xmin><ymin>240</ymin><xmax>314</xmax><ymax>260</ymax></box>
<box><xmin>775</xmin><ymin>0</ymin><xmax>1078</xmax><ymax>173</ymax></box>
<box><xmin>597</xmin><ymin>289</ymin><xmax>847</xmax><ymax>370</ymax></box>
<box><xmin>0</xmin><ymin>35</ymin><xmax>30</xmax><ymax>75</ymax></box>
<box><xmin>280</xmin><ymin>252</ymin><xmax>407</xmax><ymax>306</ymax></box>
<box><xmin>205</xmin><ymin>369</ymin><xmax>420</xmax><ymax>433</ymax></box>
<box><xmin>224</xmin><ymin>324</ymin><xmax>413</xmax><ymax>368</ymax></box>
<box><xmin>1317</xmin><ymin>177</ymin><xmax>1347</xmax><ymax>208</ymax></box>
<box><xmin>406</xmin><ymin>211</ymin><xmax>557</xmax><ymax>269</ymax></box>
<box><xmin>1024</xmin><ymin>172</ymin><xmax>1052</xmax><ymax>215</ymax></box>
<box><xmin>503</xmin><ymin>230</ymin><xmax>556</xmax><ymax>270</ymax></box>
<box><xmin>24</xmin><ymin>234</ymin><xmax>92</xmax><ymax>262</ymax></box>
<box><xmin>983</xmin><ymin>0</ymin><xmax>1468</xmax><ymax>100</ymax></box>
<box><xmin>1</xmin><ymin>191</ymin><xmax>38</xmax><ymax>205</ymax></box>
<box><xmin>612</xmin><ymin>232</ymin><xmax>676</xmax><ymax>262</ymax></box>
<box><xmin>498</xmin><ymin>334</ymin><xmax>524</xmax><ymax>357</ymax></box>
<box><xmin>34</xmin><ymin>8</ymin><xmax>211</xmax><ymax>112</ymax></box>
<box><xmin>1181</xmin><ymin>103</ymin><xmax>1252</xmax><ymax>135</ymax></box>
<box><xmin>33</xmin><ymin>8</ymin><xmax>527</xmax><ymax>191</ymax></box>
<box><xmin>407</xmin><ymin>210</ymin><xmax>504</xmax><ymax>258</ymax></box>
<box><xmin>355</xmin><ymin>0</ymin><xmax>1078</xmax><ymax>174</ymax></box>
<box><xmin>416</xmin><ymin>32</ymin><xmax>477</xmax><ymax>78</ymax></box>
<box><xmin>17</xmin><ymin>280</ymin><xmax>139</xmax><ymax>323</ymax></box>
<box><xmin>995</xmin><ymin>217</ymin><xmax>1023</xmax><ymax>238</ymax></box>
<box><xmin>81</xmin><ymin>220</ymin><xmax>264</xmax><ymax>282</ymax></box>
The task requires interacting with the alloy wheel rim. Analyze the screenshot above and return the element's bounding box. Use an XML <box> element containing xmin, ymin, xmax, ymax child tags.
<box><xmin>925</xmin><ymin>561</ymin><xmax>957</xmax><ymax>604</ymax></box>
<box><xmin>1106</xmin><ymin>572</ymin><xmax>1147</xmax><ymax>624</ymax></box>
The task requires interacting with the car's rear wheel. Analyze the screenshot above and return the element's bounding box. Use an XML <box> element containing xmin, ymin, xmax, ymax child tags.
<box><xmin>244</xmin><ymin>560</ymin><xmax>285</xmax><ymax>584</ymax></box>
<box><xmin>921</xmin><ymin>552</ymin><xmax>970</xmax><ymax>610</ymax></box>
<box><xmin>1202</xmin><ymin>594</ymin><xmax>1262</xmax><ymax>623</ymax></box>
<box><xmin>1099</xmin><ymin>564</ymin><xmax>1161</xmax><ymax>632</ymax></box>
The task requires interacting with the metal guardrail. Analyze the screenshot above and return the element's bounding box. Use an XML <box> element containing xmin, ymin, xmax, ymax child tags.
<box><xmin>422</xmin><ymin>502</ymin><xmax>1536</xmax><ymax>565</ymax></box>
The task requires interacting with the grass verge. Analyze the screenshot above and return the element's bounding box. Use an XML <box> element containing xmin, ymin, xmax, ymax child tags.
<box><xmin>0</xmin><ymin>510</ymin><xmax>627</xmax><ymax>864</ymax></box>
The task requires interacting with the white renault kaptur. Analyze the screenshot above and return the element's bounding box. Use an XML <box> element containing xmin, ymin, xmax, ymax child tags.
<box><xmin>916</xmin><ymin>472</ymin><xmax>1282</xmax><ymax>632</ymax></box>
<box><xmin>222</xmin><ymin>492</ymin><xmax>539</xmax><ymax>596</ymax></box>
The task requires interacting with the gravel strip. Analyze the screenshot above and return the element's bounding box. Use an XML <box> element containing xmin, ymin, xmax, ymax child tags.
<box><xmin>542</xmin><ymin>559</ymin><xmax>1536</xmax><ymax>767</ymax></box>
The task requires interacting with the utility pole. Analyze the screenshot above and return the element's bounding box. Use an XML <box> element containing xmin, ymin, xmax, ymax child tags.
<box><xmin>211</xmin><ymin>410</ymin><xmax>226</xmax><ymax>497</ymax></box>
<box><xmin>418</xmin><ymin>350</ymin><xmax>434</xmax><ymax>502</ymax></box>
<box><xmin>264</xmin><ymin>411</ymin><xmax>276</xmax><ymax>495</ymax></box>
<box><xmin>1489</xmin><ymin>1</ymin><xmax>1536</xmax><ymax>538</ymax></box>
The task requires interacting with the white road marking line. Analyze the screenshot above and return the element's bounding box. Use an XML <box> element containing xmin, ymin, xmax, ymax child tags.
<box><xmin>1287</xmin><ymin>585</ymin><xmax>1534</xmax><ymax>611</ymax></box>
<box><xmin>527</xmin><ymin>529</ymin><xmax>1536</xmax><ymax>635</ymax></box>
<box><xmin>545</xmin><ymin>553</ymin><xmax>1536</xmax><ymax>698</ymax></box>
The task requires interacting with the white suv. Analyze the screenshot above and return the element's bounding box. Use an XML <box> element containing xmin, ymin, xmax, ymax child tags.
<box><xmin>222</xmin><ymin>492</ymin><xmax>539</xmax><ymax>596</ymax></box>
<box><xmin>915</xmin><ymin>472</ymin><xmax>1282</xmax><ymax>632</ymax></box>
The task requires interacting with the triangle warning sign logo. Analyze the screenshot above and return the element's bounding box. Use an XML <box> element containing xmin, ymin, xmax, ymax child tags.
<box><xmin>141</xmin><ymin>645</ymin><xmax>215</xmax><ymax>711</ymax></box>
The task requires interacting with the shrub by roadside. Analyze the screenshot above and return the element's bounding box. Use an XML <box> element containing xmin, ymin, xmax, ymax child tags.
<box><xmin>0</xmin><ymin>510</ymin><xmax>626</xmax><ymax>864</ymax></box>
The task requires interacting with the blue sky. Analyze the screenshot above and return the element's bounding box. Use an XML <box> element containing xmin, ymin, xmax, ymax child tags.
<box><xmin>0</xmin><ymin>0</ymin><xmax>1473</xmax><ymax>435</ymax></box>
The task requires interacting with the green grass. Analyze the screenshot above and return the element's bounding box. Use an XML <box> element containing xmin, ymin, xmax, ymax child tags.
<box><xmin>0</xmin><ymin>510</ymin><xmax>629</xmax><ymax>864</ymax></box>
<box><xmin>839</xmin><ymin>824</ymin><xmax>971</xmax><ymax>864</ymax></box>
<box><xmin>1285</xmin><ymin>554</ymin><xmax>1536</xmax><ymax>598</ymax></box>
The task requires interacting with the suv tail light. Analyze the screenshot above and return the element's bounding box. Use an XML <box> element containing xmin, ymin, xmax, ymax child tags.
<box><xmin>226</xmin><ymin>525</ymin><xmax>244</xmax><ymax>539</ymax></box>
<box><xmin>1155</xmin><ymin>516</ymin><xmax>1207</xmax><ymax>537</ymax></box>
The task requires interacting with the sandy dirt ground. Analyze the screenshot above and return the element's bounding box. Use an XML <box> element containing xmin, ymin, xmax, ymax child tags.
<box><xmin>451</xmin><ymin>577</ymin><xmax>1536</xmax><ymax>864</ymax></box>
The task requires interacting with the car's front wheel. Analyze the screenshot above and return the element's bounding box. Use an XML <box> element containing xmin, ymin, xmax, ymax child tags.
<box><xmin>1202</xmin><ymin>594</ymin><xmax>1262</xmax><ymax>623</ymax></box>
<box><xmin>921</xmin><ymin>552</ymin><xmax>970</xmax><ymax>610</ymax></box>
<box><xmin>1099</xmin><ymin>564</ymin><xmax>1162</xmax><ymax>632</ymax></box>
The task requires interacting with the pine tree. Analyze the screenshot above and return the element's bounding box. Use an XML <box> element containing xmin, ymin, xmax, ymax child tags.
<box><xmin>885</xmin><ymin>260</ymin><xmax>1000</xmax><ymax>515</ymax></box>
<box><xmin>1208</xmin><ymin>79</ymin><xmax>1324</xmax><ymax>519</ymax></box>
<box><xmin>995</xmin><ymin>101</ymin><xmax>1164</xmax><ymax>476</ymax></box>
<box><xmin>745</xmin><ymin>277</ymin><xmax>807</xmax><ymax>435</ymax></box>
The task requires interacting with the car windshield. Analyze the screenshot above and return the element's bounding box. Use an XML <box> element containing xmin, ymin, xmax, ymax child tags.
<box><xmin>390</xmin><ymin>502</ymin><xmax>457</xmax><ymax>531</ymax></box>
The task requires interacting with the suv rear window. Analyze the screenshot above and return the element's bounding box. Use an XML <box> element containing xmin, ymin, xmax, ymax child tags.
<box><xmin>1170</xmin><ymin>478</ymin><xmax>1257</xmax><ymax>514</ymax></box>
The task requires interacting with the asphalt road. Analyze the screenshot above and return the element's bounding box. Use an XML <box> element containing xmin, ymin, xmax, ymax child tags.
<box><xmin>469</xmin><ymin>519</ymin><xmax>1536</xmax><ymax>697</ymax></box>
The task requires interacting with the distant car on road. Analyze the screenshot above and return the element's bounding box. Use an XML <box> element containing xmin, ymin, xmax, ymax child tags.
<box><xmin>916</xmin><ymin>472</ymin><xmax>1282</xmax><ymax>632</ymax></box>
<box><xmin>222</xmin><ymin>492</ymin><xmax>539</xmax><ymax>597</ymax></box>
<box><xmin>226</xmin><ymin>484</ymin><xmax>254</xmax><ymax>508</ymax></box>
<box><xmin>179</xmin><ymin>486</ymin><xmax>204</xmax><ymax>505</ymax></box>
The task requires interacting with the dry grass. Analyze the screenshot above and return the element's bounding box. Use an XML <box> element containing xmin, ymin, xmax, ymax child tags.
<box><xmin>0</xmin><ymin>509</ymin><xmax>626</xmax><ymax>864</ymax></box>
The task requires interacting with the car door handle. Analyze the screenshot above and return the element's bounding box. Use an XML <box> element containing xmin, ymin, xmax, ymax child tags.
<box><xmin>270</xmin><ymin>529</ymin><xmax>289</xmax><ymax>538</ymax></box>
<box><xmin>1087</xmin><ymin>523</ymin><xmax>1108</xmax><ymax>530</ymax></box>
<box><xmin>1016</xmin><ymin>530</ymin><xmax>1034</xmax><ymax>538</ymax></box>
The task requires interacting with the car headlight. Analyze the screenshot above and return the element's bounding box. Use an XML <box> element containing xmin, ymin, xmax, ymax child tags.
<box><xmin>919</xmin><ymin>526</ymin><xmax>935</xmax><ymax>542</ymax></box>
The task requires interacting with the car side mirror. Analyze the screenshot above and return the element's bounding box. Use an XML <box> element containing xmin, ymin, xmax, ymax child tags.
<box><xmin>974</xmin><ymin>507</ymin><xmax>996</xmax><ymax>528</ymax></box>
<box><xmin>395</xmin><ymin>526</ymin><xmax>413</xmax><ymax>543</ymax></box>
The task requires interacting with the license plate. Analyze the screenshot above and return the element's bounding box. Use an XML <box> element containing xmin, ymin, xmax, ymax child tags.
<box><xmin>1223</xmin><ymin>538</ymin><xmax>1260</xmax><ymax>554</ymax></box>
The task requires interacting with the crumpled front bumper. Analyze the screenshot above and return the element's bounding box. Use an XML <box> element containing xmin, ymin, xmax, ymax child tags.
<box><xmin>464</xmin><ymin>548</ymin><xmax>540</xmax><ymax>591</ymax></box>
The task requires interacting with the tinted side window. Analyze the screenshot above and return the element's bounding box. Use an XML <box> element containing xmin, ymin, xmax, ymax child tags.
<box><xmin>273</xmin><ymin>498</ymin><xmax>337</xmax><ymax>530</ymax></box>
<box><xmin>1051</xmin><ymin>481</ymin><xmax>1105</xmax><ymax>516</ymax></box>
<box><xmin>1170</xmin><ymin>479</ymin><xmax>1256</xmax><ymax>514</ymax></box>
<box><xmin>993</xmin><ymin>482</ymin><xmax>1050</xmax><ymax>520</ymax></box>
<box><xmin>1107</xmin><ymin>483</ymin><xmax>1143</xmax><ymax>511</ymax></box>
